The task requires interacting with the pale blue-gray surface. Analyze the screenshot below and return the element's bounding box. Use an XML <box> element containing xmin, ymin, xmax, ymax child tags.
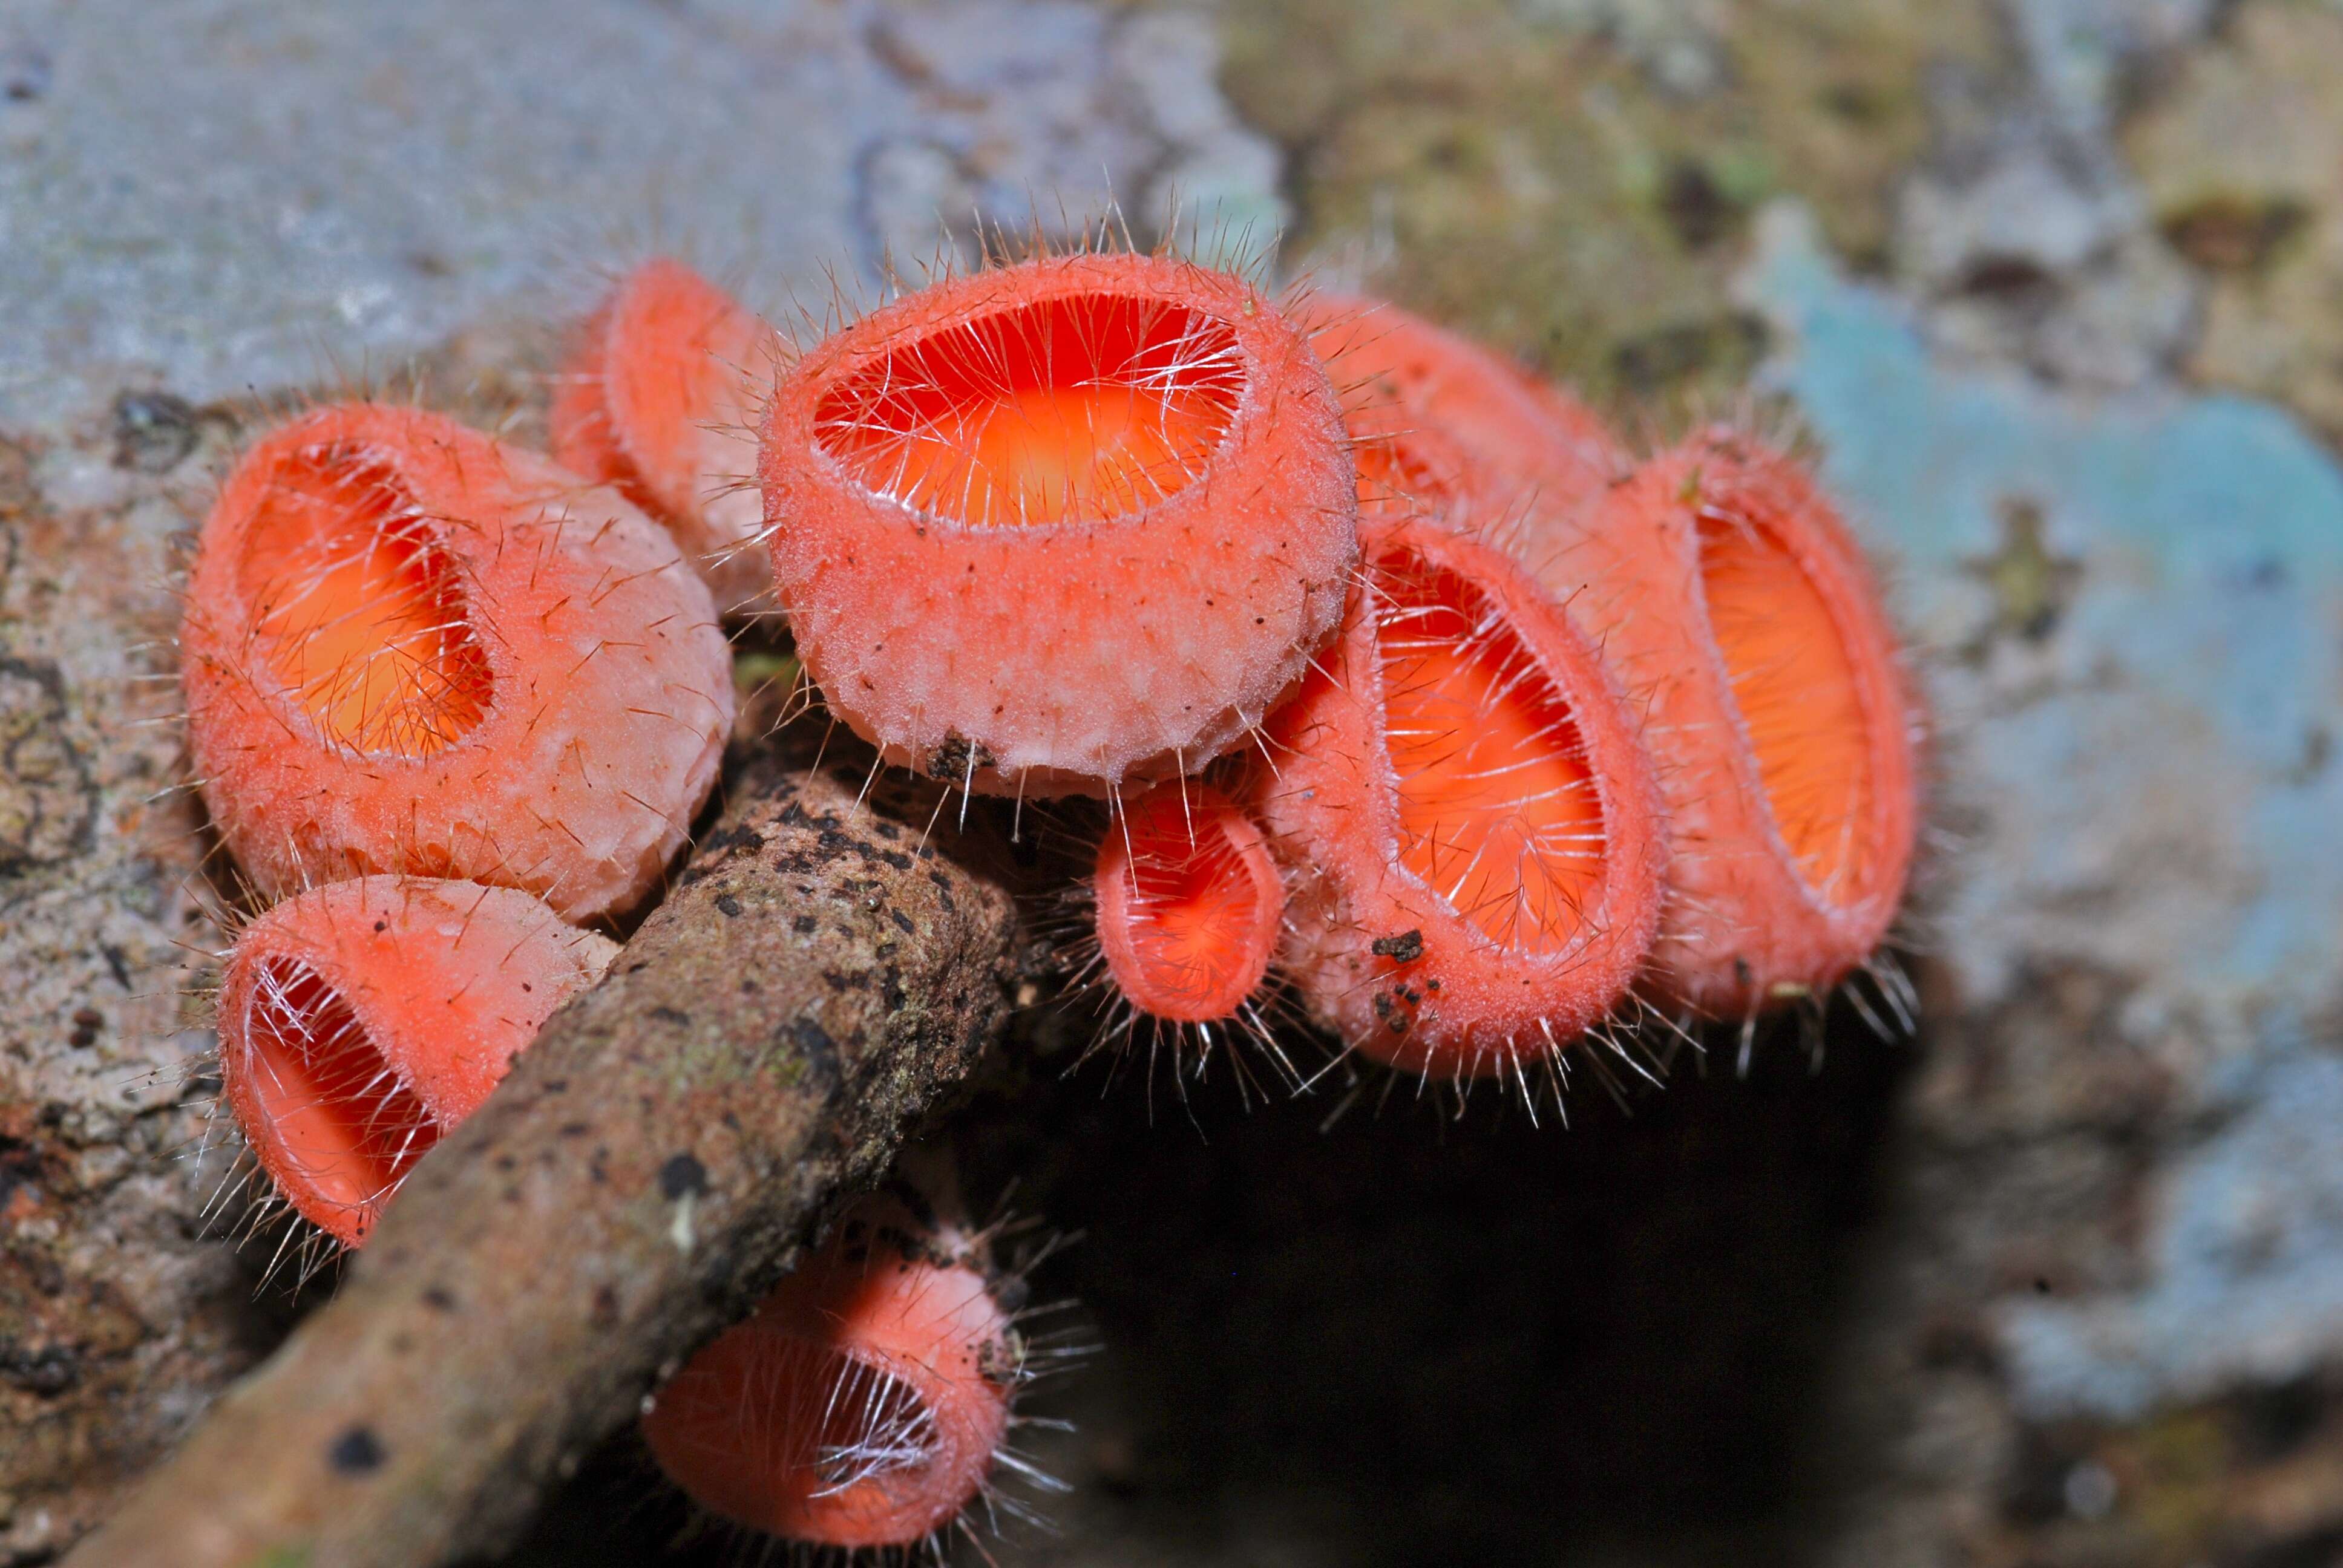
<box><xmin>0</xmin><ymin>0</ymin><xmax>1279</xmax><ymax>427</ymax></box>
<box><xmin>1745</xmin><ymin>203</ymin><xmax>2343</xmax><ymax>1420</ymax></box>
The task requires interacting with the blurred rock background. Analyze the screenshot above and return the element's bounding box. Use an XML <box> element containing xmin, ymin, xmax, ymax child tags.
<box><xmin>5</xmin><ymin>1</ymin><xmax>2342</xmax><ymax>1564</ymax></box>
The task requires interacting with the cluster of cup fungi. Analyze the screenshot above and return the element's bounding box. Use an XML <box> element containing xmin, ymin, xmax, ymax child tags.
<box><xmin>177</xmin><ymin>235</ymin><xmax>1920</xmax><ymax>1560</ymax></box>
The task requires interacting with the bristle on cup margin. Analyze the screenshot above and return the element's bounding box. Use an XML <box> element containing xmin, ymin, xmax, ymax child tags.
<box><xmin>642</xmin><ymin>1191</ymin><xmax>1031</xmax><ymax>1550</ymax></box>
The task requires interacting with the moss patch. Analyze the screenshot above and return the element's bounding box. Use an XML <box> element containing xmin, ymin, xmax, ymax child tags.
<box><xmin>1217</xmin><ymin>0</ymin><xmax>2003</xmax><ymax>419</ymax></box>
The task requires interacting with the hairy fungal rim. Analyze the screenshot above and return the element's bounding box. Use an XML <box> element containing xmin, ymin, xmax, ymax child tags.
<box><xmin>1525</xmin><ymin>426</ymin><xmax>1922</xmax><ymax>1014</ymax></box>
<box><xmin>1260</xmin><ymin>515</ymin><xmax>1666</xmax><ymax>1079</ymax></box>
<box><xmin>641</xmin><ymin>1197</ymin><xmax>1031</xmax><ymax>1552</ymax></box>
<box><xmin>183</xmin><ymin>402</ymin><xmax>735</xmax><ymax>921</ymax></box>
<box><xmin>213</xmin><ymin>877</ymin><xmax>618</xmax><ymax>1252</ymax></box>
<box><xmin>760</xmin><ymin>250</ymin><xmax>1359</xmax><ymax>795</ymax></box>
<box><xmin>812</xmin><ymin>291</ymin><xmax>1245</xmax><ymax>531</ymax></box>
<box><xmin>654</xmin><ymin>1333</ymin><xmax>956</xmax><ymax>1530</ymax></box>
<box><xmin>1666</xmin><ymin>436</ymin><xmax>1919</xmax><ymax>936</ymax></box>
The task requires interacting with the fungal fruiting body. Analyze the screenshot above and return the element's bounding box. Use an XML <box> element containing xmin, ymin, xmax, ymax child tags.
<box><xmin>550</xmin><ymin>258</ymin><xmax>785</xmax><ymax>611</ymax></box>
<box><xmin>1518</xmin><ymin>427</ymin><xmax>1919</xmax><ymax>1016</ymax></box>
<box><xmin>759</xmin><ymin>251</ymin><xmax>1358</xmax><ymax>797</ymax></box>
<box><xmin>182</xmin><ymin>403</ymin><xmax>735</xmax><ymax>922</ymax></box>
<box><xmin>217</xmin><ymin>875</ymin><xmax>617</xmax><ymax>1247</ymax></box>
<box><xmin>643</xmin><ymin>1193</ymin><xmax>1027</xmax><ymax>1553</ymax></box>
<box><xmin>1260</xmin><ymin>517</ymin><xmax>1664</xmax><ymax>1080</ymax></box>
<box><xmin>1091</xmin><ymin>779</ymin><xmax>1284</xmax><ymax>1029</ymax></box>
<box><xmin>1303</xmin><ymin>293</ymin><xmax>1618</xmax><ymax>537</ymax></box>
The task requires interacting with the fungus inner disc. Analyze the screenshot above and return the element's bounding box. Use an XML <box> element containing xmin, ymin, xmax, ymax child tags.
<box><xmin>238</xmin><ymin>442</ymin><xmax>491</xmax><ymax>758</ymax></box>
<box><xmin>1695</xmin><ymin>509</ymin><xmax>1875</xmax><ymax>903</ymax></box>
<box><xmin>235</xmin><ymin>956</ymin><xmax>441</xmax><ymax>1229</ymax></box>
<box><xmin>816</xmin><ymin>293</ymin><xmax>1241</xmax><ymax>528</ymax></box>
<box><xmin>1098</xmin><ymin>793</ymin><xmax>1279</xmax><ymax>1022</ymax></box>
<box><xmin>1375</xmin><ymin>550</ymin><xmax>1607</xmax><ymax>953</ymax></box>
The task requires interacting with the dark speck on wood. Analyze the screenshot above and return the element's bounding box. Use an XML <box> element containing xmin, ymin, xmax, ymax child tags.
<box><xmin>657</xmin><ymin>1152</ymin><xmax>708</xmax><ymax>1201</ymax></box>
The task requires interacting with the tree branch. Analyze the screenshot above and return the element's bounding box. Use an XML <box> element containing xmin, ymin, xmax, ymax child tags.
<box><xmin>66</xmin><ymin>745</ymin><xmax>1021</xmax><ymax>1568</ymax></box>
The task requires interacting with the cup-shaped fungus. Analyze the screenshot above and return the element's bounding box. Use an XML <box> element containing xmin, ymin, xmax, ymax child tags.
<box><xmin>551</xmin><ymin>258</ymin><xmax>786</xmax><ymax>612</ymax></box>
<box><xmin>1092</xmin><ymin>779</ymin><xmax>1285</xmax><ymax>1027</ymax></box>
<box><xmin>643</xmin><ymin>1193</ymin><xmax>1027</xmax><ymax>1551</ymax></box>
<box><xmin>182</xmin><ymin>403</ymin><xmax>734</xmax><ymax>921</ymax></box>
<box><xmin>1303</xmin><ymin>293</ymin><xmax>1618</xmax><ymax>536</ymax></box>
<box><xmin>1261</xmin><ymin>518</ymin><xmax>1664</xmax><ymax>1081</ymax></box>
<box><xmin>1519</xmin><ymin>427</ymin><xmax>1921</xmax><ymax>1016</ymax></box>
<box><xmin>217</xmin><ymin>876</ymin><xmax>617</xmax><ymax>1247</ymax></box>
<box><xmin>760</xmin><ymin>252</ymin><xmax>1358</xmax><ymax>797</ymax></box>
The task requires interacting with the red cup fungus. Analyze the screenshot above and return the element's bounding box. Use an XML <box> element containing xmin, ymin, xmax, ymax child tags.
<box><xmin>217</xmin><ymin>875</ymin><xmax>616</xmax><ymax>1248</ymax></box>
<box><xmin>1092</xmin><ymin>778</ymin><xmax>1285</xmax><ymax>1027</ymax></box>
<box><xmin>1303</xmin><ymin>293</ymin><xmax>1619</xmax><ymax>537</ymax></box>
<box><xmin>642</xmin><ymin>1191</ymin><xmax>1031</xmax><ymax>1552</ymax></box>
<box><xmin>1261</xmin><ymin>517</ymin><xmax>1665</xmax><ymax>1080</ymax></box>
<box><xmin>1517</xmin><ymin>426</ymin><xmax>1921</xmax><ymax>1016</ymax></box>
<box><xmin>550</xmin><ymin>258</ymin><xmax>787</xmax><ymax>613</ymax></box>
<box><xmin>758</xmin><ymin>251</ymin><xmax>1358</xmax><ymax>798</ymax></box>
<box><xmin>181</xmin><ymin>403</ymin><xmax>735</xmax><ymax>922</ymax></box>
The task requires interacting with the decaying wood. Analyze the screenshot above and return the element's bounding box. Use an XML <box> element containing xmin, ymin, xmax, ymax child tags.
<box><xmin>64</xmin><ymin>744</ymin><xmax>1021</xmax><ymax>1568</ymax></box>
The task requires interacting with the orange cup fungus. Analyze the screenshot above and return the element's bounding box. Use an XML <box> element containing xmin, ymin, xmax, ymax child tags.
<box><xmin>1092</xmin><ymin>779</ymin><xmax>1284</xmax><ymax>1027</ymax></box>
<box><xmin>181</xmin><ymin>403</ymin><xmax>735</xmax><ymax>923</ymax></box>
<box><xmin>759</xmin><ymin>251</ymin><xmax>1358</xmax><ymax>797</ymax></box>
<box><xmin>217</xmin><ymin>875</ymin><xmax>617</xmax><ymax>1247</ymax></box>
<box><xmin>1304</xmin><ymin>293</ymin><xmax>1618</xmax><ymax>536</ymax></box>
<box><xmin>643</xmin><ymin>1192</ymin><xmax>1026</xmax><ymax>1551</ymax></box>
<box><xmin>1519</xmin><ymin>426</ymin><xmax>1921</xmax><ymax>1016</ymax></box>
<box><xmin>550</xmin><ymin>258</ymin><xmax>786</xmax><ymax>612</ymax></box>
<box><xmin>1260</xmin><ymin>518</ymin><xmax>1665</xmax><ymax>1079</ymax></box>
